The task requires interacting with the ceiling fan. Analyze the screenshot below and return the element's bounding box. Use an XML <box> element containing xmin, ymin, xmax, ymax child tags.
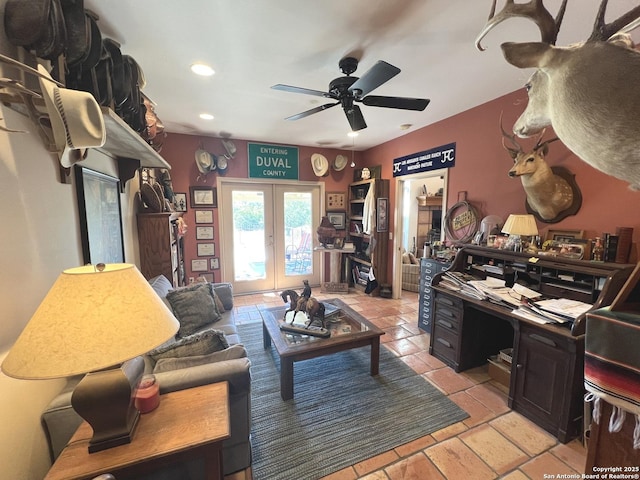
<box><xmin>272</xmin><ymin>56</ymin><xmax>430</xmax><ymax>132</ymax></box>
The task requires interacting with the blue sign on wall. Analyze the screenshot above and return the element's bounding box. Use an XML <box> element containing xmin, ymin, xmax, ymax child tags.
<box><xmin>392</xmin><ymin>142</ymin><xmax>456</xmax><ymax>177</ymax></box>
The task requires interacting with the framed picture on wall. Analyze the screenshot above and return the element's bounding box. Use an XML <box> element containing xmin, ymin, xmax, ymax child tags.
<box><xmin>197</xmin><ymin>243</ymin><xmax>215</xmax><ymax>256</ymax></box>
<box><xmin>191</xmin><ymin>259</ymin><xmax>208</xmax><ymax>272</ymax></box>
<box><xmin>195</xmin><ymin>210</ymin><xmax>213</xmax><ymax>224</ymax></box>
<box><xmin>377</xmin><ymin>197</ymin><xmax>388</xmax><ymax>232</ymax></box>
<box><xmin>196</xmin><ymin>226</ymin><xmax>214</xmax><ymax>240</ymax></box>
<box><xmin>74</xmin><ymin>166</ymin><xmax>125</xmax><ymax>264</ymax></box>
<box><xmin>199</xmin><ymin>273</ymin><xmax>214</xmax><ymax>282</ymax></box>
<box><xmin>210</xmin><ymin>257</ymin><xmax>220</xmax><ymax>270</ymax></box>
<box><xmin>190</xmin><ymin>186</ymin><xmax>217</xmax><ymax>207</ymax></box>
<box><xmin>174</xmin><ymin>192</ymin><xmax>187</xmax><ymax>212</ymax></box>
<box><xmin>327</xmin><ymin>212</ymin><xmax>346</xmax><ymax>230</ymax></box>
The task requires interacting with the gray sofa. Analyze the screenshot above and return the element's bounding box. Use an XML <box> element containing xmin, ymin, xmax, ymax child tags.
<box><xmin>41</xmin><ymin>276</ymin><xmax>252</xmax><ymax>477</ymax></box>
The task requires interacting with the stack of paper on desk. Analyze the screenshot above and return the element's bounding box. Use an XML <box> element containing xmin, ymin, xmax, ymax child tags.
<box><xmin>533</xmin><ymin>298</ymin><xmax>592</xmax><ymax>320</ymax></box>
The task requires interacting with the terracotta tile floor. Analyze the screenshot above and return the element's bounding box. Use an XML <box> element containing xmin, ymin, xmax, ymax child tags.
<box><xmin>225</xmin><ymin>290</ymin><xmax>587</xmax><ymax>480</ymax></box>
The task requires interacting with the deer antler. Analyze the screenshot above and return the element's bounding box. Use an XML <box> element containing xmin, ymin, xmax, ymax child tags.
<box><xmin>533</xmin><ymin>132</ymin><xmax>559</xmax><ymax>152</ymax></box>
<box><xmin>475</xmin><ymin>0</ymin><xmax>568</xmax><ymax>51</ymax></box>
<box><xmin>588</xmin><ymin>0</ymin><xmax>640</xmax><ymax>41</ymax></box>
<box><xmin>499</xmin><ymin>113</ymin><xmax>524</xmax><ymax>158</ymax></box>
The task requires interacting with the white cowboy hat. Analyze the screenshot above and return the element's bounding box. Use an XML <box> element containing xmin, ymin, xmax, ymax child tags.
<box><xmin>221</xmin><ymin>138</ymin><xmax>236</xmax><ymax>159</ymax></box>
<box><xmin>195</xmin><ymin>148</ymin><xmax>216</xmax><ymax>174</ymax></box>
<box><xmin>37</xmin><ymin>64</ymin><xmax>106</xmax><ymax>167</ymax></box>
<box><xmin>311</xmin><ymin>153</ymin><xmax>329</xmax><ymax>177</ymax></box>
<box><xmin>333</xmin><ymin>154</ymin><xmax>348</xmax><ymax>172</ymax></box>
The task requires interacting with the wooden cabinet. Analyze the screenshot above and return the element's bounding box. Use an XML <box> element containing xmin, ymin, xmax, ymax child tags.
<box><xmin>347</xmin><ymin>179</ymin><xmax>389</xmax><ymax>295</ymax></box>
<box><xmin>137</xmin><ymin>212</ymin><xmax>185</xmax><ymax>288</ymax></box>
<box><xmin>429</xmin><ymin>245</ymin><xmax>633</xmax><ymax>442</ymax></box>
<box><xmin>513</xmin><ymin>323</ymin><xmax>584</xmax><ymax>442</ymax></box>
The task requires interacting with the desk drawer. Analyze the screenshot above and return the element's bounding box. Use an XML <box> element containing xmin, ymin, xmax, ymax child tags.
<box><xmin>432</xmin><ymin>325</ymin><xmax>459</xmax><ymax>362</ymax></box>
<box><xmin>433</xmin><ymin>311</ymin><xmax>461</xmax><ymax>333</ymax></box>
<box><xmin>435</xmin><ymin>294</ymin><xmax>463</xmax><ymax>311</ymax></box>
<box><xmin>433</xmin><ymin>303</ymin><xmax>462</xmax><ymax>326</ymax></box>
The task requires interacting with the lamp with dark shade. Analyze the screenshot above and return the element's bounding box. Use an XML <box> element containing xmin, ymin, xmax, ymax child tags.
<box><xmin>1</xmin><ymin>263</ymin><xmax>179</xmax><ymax>453</ymax></box>
<box><xmin>502</xmin><ymin>214</ymin><xmax>539</xmax><ymax>252</ymax></box>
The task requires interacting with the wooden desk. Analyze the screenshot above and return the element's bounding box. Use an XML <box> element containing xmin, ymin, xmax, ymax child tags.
<box><xmin>45</xmin><ymin>382</ymin><xmax>230</xmax><ymax>480</ymax></box>
<box><xmin>427</xmin><ymin>246</ymin><xmax>633</xmax><ymax>443</ymax></box>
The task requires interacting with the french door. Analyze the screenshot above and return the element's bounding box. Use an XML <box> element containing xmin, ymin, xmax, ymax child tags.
<box><xmin>219</xmin><ymin>180</ymin><xmax>322</xmax><ymax>294</ymax></box>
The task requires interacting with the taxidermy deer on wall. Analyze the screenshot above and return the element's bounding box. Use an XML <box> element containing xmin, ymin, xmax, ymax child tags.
<box><xmin>476</xmin><ymin>0</ymin><xmax>640</xmax><ymax>190</ymax></box>
<box><xmin>500</xmin><ymin>119</ymin><xmax>582</xmax><ymax>223</ymax></box>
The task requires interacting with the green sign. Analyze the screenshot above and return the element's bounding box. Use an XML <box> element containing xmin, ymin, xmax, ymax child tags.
<box><xmin>248</xmin><ymin>143</ymin><xmax>299</xmax><ymax>180</ymax></box>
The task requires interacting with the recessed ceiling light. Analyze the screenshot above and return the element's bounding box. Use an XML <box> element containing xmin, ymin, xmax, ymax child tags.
<box><xmin>400</xmin><ymin>123</ymin><xmax>413</xmax><ymax>130</ymax></box>
<box><xmin>190</xmin><ymin>63</ymin><xmax>215</xmax><ymax>76</ymax></box>
<box><xmin>347</xmin><ymin>131</ymin><xmax>359</xmax><ymax>138</ymax></box>
<box><xmin>199</xmin><ymin>113</ymin><xmax>214</xmax><ymax>120</ymax></box>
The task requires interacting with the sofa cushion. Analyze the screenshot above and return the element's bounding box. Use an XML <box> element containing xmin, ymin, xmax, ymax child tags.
<box><xmin>212</xmin><ymin>283</ymin><xmax>234</xmax><ymax>311</ymax></box>
<box><xmin>149</xmin><ymin>275</ymin><xmax>173</xmax><ymax>298</ymax></box>
<box><xmin>149</xmin><ymin>328</ymin><xmax>229</xmax><ymax>361</ymax></box>
<box><xmin>166</xmin><ymin>282</ymin><xmax>221</xmax><ymax>337</ymax></box>
<box><xmin>213</xmin><ymin>290</ymin><xmax>226</xmax><ymax>313</ymax></box>
<box><xmin>153</xmin><ymin>344</ymin><xmax>246</xmax><ymax>373</ymax></box>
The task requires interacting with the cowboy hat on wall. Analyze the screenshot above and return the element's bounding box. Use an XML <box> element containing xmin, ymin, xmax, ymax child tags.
<box><xmin>311</xmin><ymin>153</ymin><xmax>329</xmax><ymax>177</ymax></box>
<box><xmin>333</xmin><ymin>154</ymin><xmax>348</xmax><ymax>172</ymax></box>
<box><xmin>195</xmin><ymin>148</ymin><xmax>217</xmax><ymax>175</ymax></box>
<box><xmin>37</xmin><ymin>64</ymin><xmax>106</xmax><ymax>167</ymax></box>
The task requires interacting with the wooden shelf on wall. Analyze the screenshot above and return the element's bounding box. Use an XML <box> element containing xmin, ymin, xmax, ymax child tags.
<box><xmin>99</xmin><ymin>108</ymin><xmax>170</xmax><ymax>190</ymax></box>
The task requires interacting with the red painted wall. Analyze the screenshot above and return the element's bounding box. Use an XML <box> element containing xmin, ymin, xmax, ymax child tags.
<box><xmin>366</xmin><ymin>90</ymin><xmax>639</xmax><ymax>281</ymax></box>
<box><xmin>159</xmin><ymin>136</ymin><xmax>360</xmax><ymax>282</ymax></box>
<box><xmin>159</xmin><ymin>89</ymin><xmax>638</xmax><ymax>286</ymax></box>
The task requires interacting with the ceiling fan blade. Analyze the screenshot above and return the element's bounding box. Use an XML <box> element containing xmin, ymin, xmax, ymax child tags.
<box><xmin>285</xmin><ymin>102</ymin><xmax>339</xmax><ymax>121</ymax></box>
<box><xmin>348</xmin><ymin>61</ymin><xmax>400</xmax><ymax>98</ymax></box>
<box><xmin>362</xmin><ymin>95</ymin><xmax>430</xmax><ymax>111</ymax></box>
<box><xmin>272</xmin><ymin>84</ymin><xmax>331</xmax><ymax>98</ymax></box>
<box><xmin>345</xmin><ymin>105</ymin><xmax>367</xmax><ymax>131</ymax></box>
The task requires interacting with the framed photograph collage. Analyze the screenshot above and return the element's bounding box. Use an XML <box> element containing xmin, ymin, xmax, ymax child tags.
<box><xmin>189</xmin><ymin>186</ymin><xmax>220</xmax><ymax>280</ymax></box>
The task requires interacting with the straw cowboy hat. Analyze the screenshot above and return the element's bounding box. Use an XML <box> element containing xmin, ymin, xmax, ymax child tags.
<box><xmin>311</xmin><ymin>153</ymin><xmax>329</xmax><ymax>177</ymax></box>
<box><xmin>333</xmin><ymin>154</ymin><xmax>348</xmax><ymax>172</ymax></box>
<box><xmin>195</xmin><ymin>148</ymin><xmax>216</xmax><ymax>174</ymax></box>
<box><xmin>37</xmin><ymin>64</ymin><xmax>106</xmax><ymax>167</ymax></box>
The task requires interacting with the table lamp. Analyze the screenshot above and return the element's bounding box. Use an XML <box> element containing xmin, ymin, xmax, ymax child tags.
<box><xmin>1</xmin><ymin>263</ymin><xmax>179</xmax><ymax>453</ymax></box>
<box><xmin>502</xmin><ymin>214</ymin><xmax>538</xmax><ymax>252</ymax></box>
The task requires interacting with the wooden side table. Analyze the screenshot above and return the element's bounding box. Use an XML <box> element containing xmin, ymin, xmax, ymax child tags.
<box><xmin>45</xmin><ymin>382</ymin><xmax>230</xmax><ymax>480</ymax></box>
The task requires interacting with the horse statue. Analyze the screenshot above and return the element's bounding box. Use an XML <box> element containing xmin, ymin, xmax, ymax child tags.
<box><xmin>280</xmin><ymin>286</ymin><xmax>326</xmax><ymax>328</ymax></box>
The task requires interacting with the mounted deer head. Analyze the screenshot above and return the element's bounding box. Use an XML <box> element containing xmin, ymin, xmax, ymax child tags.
<box><xmin>500</xmin><ymin>116</ymin><xmax>582</xmax><ymax>223</ymax></box>
<box><xmin>477</xmin><ymin>0</ymin><xmax>640</xmax><ymax>191</ymax></box>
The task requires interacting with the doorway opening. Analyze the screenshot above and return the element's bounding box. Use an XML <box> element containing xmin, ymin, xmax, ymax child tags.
<box><xmin>392</xmin><ymin>170</ymin><xmax>448</xmax><ymax>299</ymax></box>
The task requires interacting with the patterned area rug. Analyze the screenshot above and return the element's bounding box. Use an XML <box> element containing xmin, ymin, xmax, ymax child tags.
<box><xmin>238</xmin><ymin>322</ymin><xmax>468</xmax><ymax>480</ymax></box>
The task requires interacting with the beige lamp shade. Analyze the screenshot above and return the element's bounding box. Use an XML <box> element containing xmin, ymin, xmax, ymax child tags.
<box><xmin>2</xmin><ymin>264</ymin><xmax>179</xmax><ymax>379</ymax></box>
<box><xmin>501</xmin><ymin>214</ymin><xmax>539</xmax><ymax>237</ymax></box>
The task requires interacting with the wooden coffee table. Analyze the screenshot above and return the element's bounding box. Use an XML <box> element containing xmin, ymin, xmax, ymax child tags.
<box><xmin>262</xmin><ymin>298</ymin><xmax>384</xmax><ymax>400</ymax></box>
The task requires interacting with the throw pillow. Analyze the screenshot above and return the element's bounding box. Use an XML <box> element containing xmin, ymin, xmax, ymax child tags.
<box><xmin>402</xmin><ymin>253</ymin><xmax>410</xmax><ymax>264</ymax></box>
<box><xmin>153</xmin><ymin>344</ymin><xmax>246</xmax><ymax>373</ymax></box>
<box><xmin>408</xmin><ymin>252</ymin><xmax>418</xmax><ymax>265</ymax></box>
<box><xmin>148</xmin><ymin>328</ymin><xmax>229</xmax><ymax>361</ymax></box>
<box><xmin>166</xmin><ymin>282</ymin><xmax>221</xmax><ymax>337</ymax></box>
<box><xmin>212</xmin><ymin>283</ymin><xmax>234</xmax><ymax>311</ymax></box>
<box><xmin>212</xmin><ymin>290</ymin><xmax>225</xmax><ymax>313</ymax></box>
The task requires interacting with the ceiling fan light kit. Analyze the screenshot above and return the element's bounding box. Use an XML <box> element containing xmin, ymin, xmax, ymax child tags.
<box><xmin>272</xmin><ymin>56</ymin><xmax>430</xmax><ymax>131</ymax></box>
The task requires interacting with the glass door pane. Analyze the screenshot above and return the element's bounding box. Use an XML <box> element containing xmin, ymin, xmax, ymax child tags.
<box><xmin>283</xmin><ymin>191</ymin><xmax>312</xmax><ymax>277</ymax></box>
<box><xmin>232</xmin><ymin>190</ymin><xmax>266</xmax><ymax>281</ymax></box>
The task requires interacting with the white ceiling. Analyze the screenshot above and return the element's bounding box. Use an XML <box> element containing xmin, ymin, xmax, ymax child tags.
<box><xmin>85</xmin><ymin>0</ymin><xmax>640</xmax><ymax>151</ymax></box>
